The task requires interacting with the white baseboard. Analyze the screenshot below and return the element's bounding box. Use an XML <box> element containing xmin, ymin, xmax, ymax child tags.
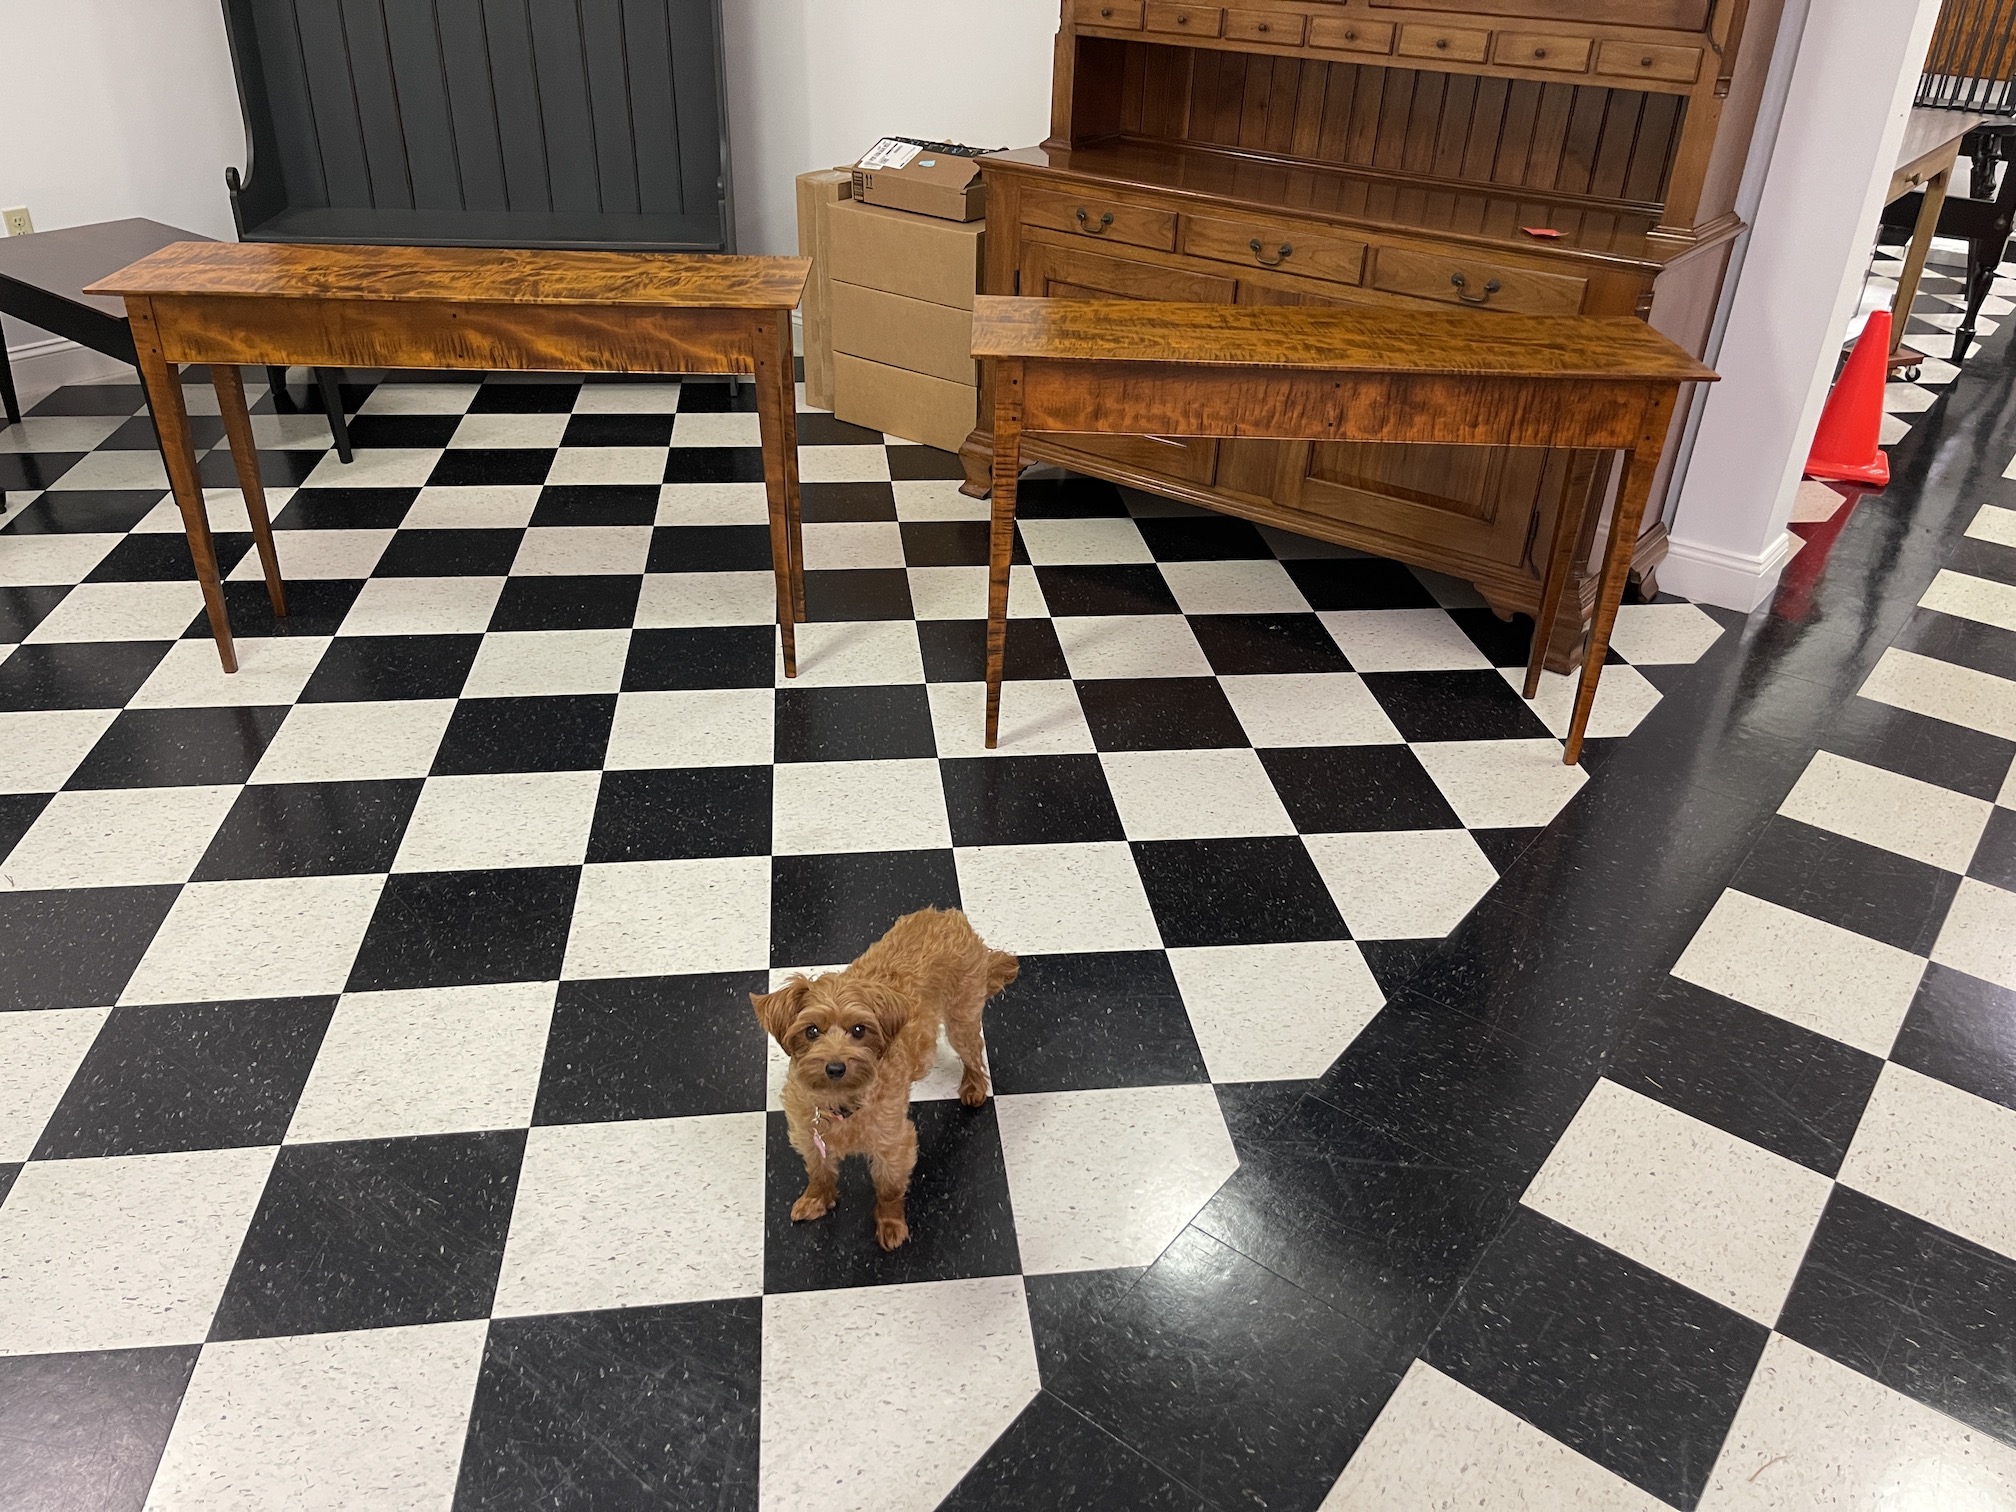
<box><xmin>6</xmin><ymin>336</ymin><xmax>131</xmax><ymax>405</ymax></box>
<box><xmin>1658</xmin><ymin>530</ymin><xmax>1798</xmax><ymax>612</ymax></box>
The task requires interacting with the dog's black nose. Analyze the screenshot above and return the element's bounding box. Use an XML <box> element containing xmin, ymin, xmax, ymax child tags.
<box><xmin>825</xmin><ymin>1061</ymin><xmax>847</xmax><ymax>1080</ymax></box>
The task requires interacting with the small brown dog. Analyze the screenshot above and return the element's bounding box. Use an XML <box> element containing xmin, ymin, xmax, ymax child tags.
<box><xmin>751</xmin><ymin>908</ymin><xmax>1017</xmax><ymax>1251</ymax></box>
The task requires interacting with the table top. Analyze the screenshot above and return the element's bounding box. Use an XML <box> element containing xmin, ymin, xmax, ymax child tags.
<box><xmin>86</xmin><ymin>242</ymin><xmax>811</xmax><ymax>310</ymax></box>
<box><xmin>0</xmin><ymin>217</ymin><xmax>210</xmax><ymax>319</ymax></box>
<box><xmin>970</xmin><ymin>297</ymin><xmax>1719</xmax><ymax>383</ymax></box>
<box><xmin>1896</xmin><ymin>108</ymin><xmax>1989</xmax><ymax>179</ymax></box>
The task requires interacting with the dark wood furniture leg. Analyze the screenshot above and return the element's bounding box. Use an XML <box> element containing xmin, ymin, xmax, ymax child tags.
<box><xmin>1524</xmin><ymin>480</ymin><xmax>1585</xmax><ymax>700</ymax></box>
<box><xmin>984</xmin><ymin>360</ymin><xmax>1025</xmax><ymax>750</ymax></box>
<box><xmin>0</xmin><ymin>336</ymin><xmax>19</xmax><ymax>424</ymax></box>
<box><xmin>315</xmin><ymin>367</ymin><xmax>353</xmax><ymax>462</ymax></box>
<box><xmin>752</xmin><ymin>311</ymin><xmax>801</xmax><ymax>679</ymax></box>
<box><xmin>212</xmin><ymin>363</ymin><xmax>289</xmax><ymax>618</ymax></box>
<box><xmin>130</xmin><ymin>305</ymin><xmax>237</xmax><ymax>671</ymax></box>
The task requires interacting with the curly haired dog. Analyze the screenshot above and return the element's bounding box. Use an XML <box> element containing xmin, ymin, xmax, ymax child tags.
<box><xmin>751</xmin><ymin>908</ymin><xmax>1017</xmax><ymax>1251</ymax></box>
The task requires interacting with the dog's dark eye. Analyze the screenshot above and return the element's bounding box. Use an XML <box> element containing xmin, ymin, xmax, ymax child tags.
<box><xmin>850</xmin><ymin>1023</ymin><xmax>867</xmax><ymax>1039</ymax></box>
<box><xmin>803</xmin><ymin>1026</ymin><xmax>820</xmax><ymax>1041</ymax></box>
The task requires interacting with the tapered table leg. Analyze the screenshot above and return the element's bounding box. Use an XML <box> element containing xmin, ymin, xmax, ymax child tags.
<box><xmin>212</xmin><ymin>364</ymin><xmax>289</xmax><ymax>619</ymax></box>
<box><xmin>984</xmin><ymin>361</ymin><xmax>1026</xmax><ymax>750</ymax></box>
<box><xmin>753</xmin><ymin>312</ymin><xmax>802</xmax><ymax>679</ymax></box>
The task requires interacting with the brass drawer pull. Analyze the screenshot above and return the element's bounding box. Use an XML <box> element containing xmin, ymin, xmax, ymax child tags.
<box><xmin>1249</xmin><ymin>237</ymin><xmax>1293</xmax><ymax>266</ymax></box>
<box><xmin>1450</xmin><ymin>271</ymin><xmax>1501</xmax><ymax>303</ymax></box>
<box><xmin>1076</xmin><ymin>208</ymin><xmax>1116</xmax><ymax>234</ymax></box>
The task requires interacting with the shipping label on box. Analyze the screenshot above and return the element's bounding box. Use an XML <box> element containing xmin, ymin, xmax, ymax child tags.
<box><xmin>826</xmin><ymin>200</ymin><xmax>984</xmax><ymax>310</ymax></box>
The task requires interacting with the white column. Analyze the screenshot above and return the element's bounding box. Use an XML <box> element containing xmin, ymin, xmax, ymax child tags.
<box><xmin>1663</xmin><ymin>0</ymin><xmax>1944</xmax><ymax>611</ymax></box>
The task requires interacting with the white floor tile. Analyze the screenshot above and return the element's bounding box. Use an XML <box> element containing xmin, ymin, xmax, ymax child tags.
<box><xmin>301</xmin><ymin>447</ymin><xmax>440</xmax><ymax>489</ymax></box>
<box><xmin>1320</xmin><ymin>609</ymin><xmax>1491</xmax><ymax>671</ymax></box>
<box><xmin>1605</xmin><ymin>602</ymin><xmax>1727</xmax><ymax>665</ymax></box>
<box><xmin>246</xmin><ymin>413</ymin><xmax>342</xmax><ymax>450</ymax></box>
<box><xmin>44</xmin><ymin>450</ymin><xmax>167</xmax><ymax>492</ymax></box>
<box><xmin>995</xmin><ymin>1084</ymin><xmax>1236</xmax><ymax>1274</ymax></box>
<box><xmin>0</xmin><ymin>1147</ymin><xmax>276</xmax><ymax>1355</ymax></box>
<box><xmin>1779</xmin><ymin>749</ymin><xmax>1989</xmax><ymax>872</ymax></box>
<box><xmin>23</xmin><ymin>581</ymin><xmax>204</xmax><ymax>644</ymax></box>
<box><xmin>450</xmin><ymin>412</ymin><xmax>567</xmax><ymax>448</ymax></box>
<box><xmin>0</xmin><ymin>533</ymin><xmax>121</xmax><ymax>586</ymax></box>
<box><xmin>955</xmin><ymin>841</ymin><xmax>1162</xmax><ymax>955</ymax></box>
<box><xmin>799</xmin><ymin>445</ymin><xmax>889</xmax><ymax>484</ymax></box>
<box><xmin>1</xmin><ymin>785</ymin><xmax>237</xmax><ymax>891</ymax></box>
<box><xmin>0</xmin><ymin>710</ymin><xmax>120</xmax><ymax>793</ymax></box>
<box><xmin>1161</xmin><ymin>559</ymin><xmax>1308</xmax><ymax>614</ymax></box>
<box><xmin>145</xmin><ymin>1321</ymin><xmax>487</xmax><ymax>1511</ymax></box>
<box><xmin>228</xmin><ymin>528</ymin><xmax>391</xmax><ymax>582</ymax></box>
<box><xmin>1052</xmin><ymin>614</ymin><xmax>1211</xmax><ymax>679</ymax></box>
<box><xmin>636</xmin><ymin>571</ymin><xmax>778</xmax><ymax>628</ymax></box>
<box><xmin>462</xmin><ymin>628</ymin><xmax>629</xmax><ymax>697</ymax></box>
<box><xmin>1921</xmin><ymin>568</ymin><xmax>2016</xmax><ymax>633</ymax></box>
<box><xmin>905</xmin><ymin>565</ymin><xmax>1046</xmax><ymax>620</ymax></box>
<box><xmin>1699</xmin><ymin>1334</ymin><xmax>2016</xmax><ymax>1510</ymax></box>
<box><xmin>1672</xmin><ymin>890</ymin><xmax>1925</xmax><ymax>1056</ymax></box>
<box><xmin>1840</xmin><ymin>1062</ymin><xmax>2016</xmax><ymax>1262</ymax></box>
<box><xmin>494</xmin><ymin>1113</ymin><xmax>765</xmax><ymax>1314</ymax></box>
<box><xmin>606</xmin><ymin>688</ymin><xmax>774</xmax><ymax>769</ymax></box>
<box><xmin>1305</xmin><ymin>829</ymin><xmax>1498</xmax><ymax>939</ymax></box>
<box><xmin>400</xmin><ymin>485</ymin><xmax>540</xmax><ymax>529</ymax></box>
<box><xmin>657</xmin><ymin>482</ymin><xmax>772</xmax><ymax>525</ymax></box>
<box><xmin>286</xmin><ymin>981</ymin><xmax>555</xmax><ymax>1142</ymax></box>
<box><xmin>395</xmin><ymin>770</ymin><xmax>598</xmax><ymax>873</ymax></box>
<box><xmin>670</xmin><ymin>411</ymin><xmax>762</xmax><ymax>448</ymax></box>
<box><xmin>133</xmin><ymin>489</ymin><xmax>262</xmax><ymax>536</ymax></box>
<box><xmin>1412</xmin><ymin>739</ymin><xmax>1587</xmax><ymax>829</ymax></box>
<box><xmin>1860</xmin><ymin>648</ymin><xmax>2016</xmax><ymax>740</ymax></box>
<box><xmin>574</xmin><ymin>382</ymin><xmax>681</xmax><ymax>414</ymax></box>
<box><xmin>1966</xmin><ymin>502</ymin><xmax>2016</xmax><ymax>549</ymax></box>
<box><xmin>0</xmin><ymin>416</ymin><xmax>124</xmax><ymax>452</ymax></box>
<box><xmin>761</xmin><ymin>1277</ymin><xmax>1037</xmax><ymax>1512</ymax></box>
<box><xmin>337</xmin><ymin>576</ymin><xmax>504</xmax><ymax>636</ymax></box>
<box><xmin>1016</xmin><ymin>517</ymin><xmax>1151</xmax><ymax>565</ymax></box>
<box><xmin>772</xmin><ymin>759</ymin><xmax>950</xmax><ymax>855</ymax></box>
<box><xmin>121</xmin><ymin>873</ymin><xmax>386</xmax><ymax>1006</ymax></box>
<box><xmin>778</xmin><ymin>621</ymin><xmax>923</xmax><ymax>686</ymax></box>
<box><xmin>804</xmin><ymin>521</ymin><xmax>905</xmax><ymax>570</ymax></box>
<box><xmin>928</xmin><ymin>680</ymin><xmax>1094</xmax><ymax>757</ymax></box>
<box><xmin>563</xmin><ymin>856</ymin><xmax>770</xmax><ymax>979</ymax></box>
<box><xmin>0</xmin><ymin>1008</ymin><xmax>110</xmax><ymax>1160</ymax></box>
<box><xmin>1883</xmin><ymin>381</ymin><xmax>1938</xmax><ymax>414</ymax></box>
<box><xmin>1933</xmin><ymin>877</ymin><xmax>2016</xmax><ymax>991</ymax></box>
<box><xmin>1169</xmin><ymin>940</ymin><xmax>1384</xmax><ymax>1082</ymax></box>
<box><xmin>509</xmin><ymin>525</ymin><xmax>652</xmax><ymax>576</ymax></box>
<box><xmin>356</xmin><ymin>383</ymin><xmax>478</xmax><ymax>415</ymax></box>
<box><xmin>1325</xmin><ymin>1360</ymin><xmax>1667</xmax><ymax>1511</ymax></box>
<box><xmin>894</xmin><ymin>480</ymin><xmax>989</xmax><ymax>521</ymax></box>
<box><xmin>1219</xmin><ymin>672</ymin><xmax>1404</xmax><ymax>746</ymax></box>
<box><xmin>127</xmin><ymin>636</ymin><xmax>329</xmax><ymax>710</ymax></box>
<box><xmin>1505</xmin><ymin>664</ymin><xmax>1664</xmax><ymax>741</ymax></box>
<box><xmin>544</xmin><ymin>445</ymin><xmax>669</xmax><ymax>486</ymax></box>
<box><xmin>251</xmin><ymin>699</ymin><xmax>455</xmax><ymax>783</ymax></box>
<box><xmin>1522</xmin><ymin>1080</ymin><xmax>1832</xmax><ymax>1324</ymax></box>
<box><xmin>1101</xmin><ymin>748</ymin><xmax>1293</xmax><ymax>839</ymax></box>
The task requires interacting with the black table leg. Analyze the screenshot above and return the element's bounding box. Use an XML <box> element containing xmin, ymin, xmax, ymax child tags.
<box><xmin>266</xmin><ymin>365</ymin><xmax>289</xmax><ymax>405</ymax></box>
<box><xmin>0</xmin><ymin>334</ymin><xmax>20</xmax><ymax>425</ymax></box>
<box><xmin>314</xmin><ymin>367</ymin><xmax>353</xmax><ymax>463</ymax></box>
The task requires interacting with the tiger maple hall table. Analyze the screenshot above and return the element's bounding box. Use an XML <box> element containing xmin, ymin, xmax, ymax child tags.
<box><xmin>86</xmin><ymin>242</ymin><xmax>811</xmax><ymax>675</ymax></box>
<box><xmin>973</xmin><ymin>297</ymin><xmax>1718</xmax><ymax>765</ymax></box>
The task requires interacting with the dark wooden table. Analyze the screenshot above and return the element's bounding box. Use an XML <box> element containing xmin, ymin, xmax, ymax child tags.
<box><xmin>88</xmin><ymin>242</ymin><xmax>810</xmax><ymax>675</ymax></box>
<box><xmin>973</xmin><ymin>297</ymin><xmax>1718</xmax><ymax>764</ymax></box>
<box><xmin>1886</xmin><ymin>109</ymin><xmax>1989</xmax><ymax>360</ymax></box>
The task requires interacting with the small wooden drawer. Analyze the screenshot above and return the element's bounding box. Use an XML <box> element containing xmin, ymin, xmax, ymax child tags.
<box><xmin>1493</xmin><ymin>32</ymin><xmax>1590</xmax><ymax>73</ymax></box>
<box><xmin>1225</xmin><ymin>8</ymin><xmax>1307</xmax><ymax>44</ymax></box>
<box><xmin>1145</xmin><ymin>3</ymin><xmax>1225</xmax><ymax>37</ymax></box>
<box><xmin>1369</xmin><ymin>245</ymin><xmax>1587</xmax><ymax>316</ymax></box>
<box><xmin>1594</xmin><ymin>40</ymin><xmax>1703</xmax><ymax>84</ymax></box>
<box><xmin>1073</xmin><ymin>0</ymin><xmax>1145</xmax><ymax>28</ymax></box>
<box><xmin>1182</xmin><ymin>213</ymin><xmax>1365</xmax><ymax>285</ymax></box>
<box><xmin>1024</xmin><ymin>189</ymin><xmax>1178</xmax><ymax>252</ymax></box>
<box><xmin>1395</xmin><ymin>23</ymin><xmax>1490</xmax><ymax>63</ymax></box>
<box><xmin>1307</xmin><ymin>17</ymin><xmax>1393</xmax><ymax>54</ymax></box>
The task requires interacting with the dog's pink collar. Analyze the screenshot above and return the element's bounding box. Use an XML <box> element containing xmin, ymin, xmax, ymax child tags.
<box><xmin>810</xmin><ymin>1102</ymin><xmax>854</xmax><ymax>1158</ymax></box>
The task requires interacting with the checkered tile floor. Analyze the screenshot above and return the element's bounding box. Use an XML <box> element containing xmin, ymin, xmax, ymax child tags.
<box><xmin>1872</xmin><ymin>245</ymin><xmax>2016</xmax><ymax>448</ymax></box>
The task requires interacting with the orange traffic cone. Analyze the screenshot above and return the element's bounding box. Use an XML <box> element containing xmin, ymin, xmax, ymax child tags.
<box><xmin>1804</xmin><ymin>309</ymin><xmax>1891</xmax><ymax>488</ymax></box>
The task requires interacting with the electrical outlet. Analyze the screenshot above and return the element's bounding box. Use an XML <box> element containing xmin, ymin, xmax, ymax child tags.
<box><xmin>1</xmin><ymin>208</ymin><xmax>32</xmax><ymax>237</ymax></box>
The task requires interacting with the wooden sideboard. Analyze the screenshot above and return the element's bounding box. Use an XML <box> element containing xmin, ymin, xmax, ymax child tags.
<box><xmin>960</xmin><ymin>0</ymin><xmax>1784</xmax><ymax>662</ymax></box>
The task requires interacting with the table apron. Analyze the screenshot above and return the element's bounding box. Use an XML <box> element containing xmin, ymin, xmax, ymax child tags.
<box><xmin>140</xmin><ymin>295</ymin><xmax>764</xmax><ymax>375</ymax></box>
<box><xmin>1014</xmin><ymin>362</ymin><xmax>1658</xmax><ymax>450</ymax></box>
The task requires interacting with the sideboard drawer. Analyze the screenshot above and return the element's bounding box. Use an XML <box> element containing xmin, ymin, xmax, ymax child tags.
<box><xmin>1225</xmin><ymin>8</ymin><xmax>1307</xmax><ymax>44</ymax></box>
<box><xmin>1182</xmin><ymin>213</ymin><xmax>1365</xmax><ymax>285</ymax></box>
<box><xmin>1492</xmin><ymin>32</ymin><xmax>1591</xmax><ymax>73</ymax></box>
<box><xmin>1145</xmin><ymin>3</ymin><xmax>1225</xmax><ymax>37</ymax></box>
<box><xmin>1308</xmin><ymin>16</ymin><xmax>1394</xmax><ymax>54</ymax></box>
<box><xmin>1595</xmin><ymin>40</ymin><xmax>1703</xmax><ymax>84</ymax></box>
<box><xmin>1073</xmin><ymin>0</ymin><xmax>1145</xmax><ymax>28</ymax></box>
<box><xmin>1395</xmin><ymin>23</ymin><xmax>1491</xmax><ymax>63</ymax></box>
<box><xmin>1369</xmin><ymin>246</ymin><xmax>1587</xmax><ymax>315</ymax></box>
<box><xmin>1024</xmin><ymin>190</ymin><xmax>1179</xmax><ymax>252</ymax></box>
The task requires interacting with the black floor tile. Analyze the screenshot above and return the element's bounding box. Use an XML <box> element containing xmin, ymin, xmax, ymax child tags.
<box><xmin>1188</xmin><ymin>613</ymin><xmax>1349</xmax><ymax>675</ymax></box>
<box><xmin>1213</xmin><ymin>1079</ymin><xmax>1316</xmax><ymax>1157</ymax></box>
<box><xmin>1891</xmin><ymin>962</ymin><xmax>2016</xmax><ymax>1113</ymax></box>
<box><xmin>66</xmin><ymin>706</ymin><xmax>289</xmax><ymax>788</ymax></box>
<box><xmin>1821</xmin><ymin>696</ymin><xmax>2016</xmax><ymax>801</ymax></box>
<box><xmin>1730</xmin><ymin>815</ymin><xmax>1963</xmax><ymax>954</ymax></box>
<box><xmin>0</xmin><ymin>453</ymin><xmax>84</xmax><ymax>490</ymax></box>
<box><xmin>985</xmin><ymin>951</ymin><xmax>1207</xmax><ymax>1094</ymax></box>
<box><xmin>771</xmin><ymin>849</ymin><xmax>961</xmax><ymax>966</ymax></box>
<box><xmin>797</xmin><ymin>482</ymin><xmax>896</xmax><ymax>521</ymax></box>
<box><xmin>1259</xmin><ymin>745</ymin><xmax>1463</xmax><ymax>833</ymax></box>
<box><xmin>1423</xmin><ymin>1208</ymin><xmax>1769</xmax><ymax>1510</ymax></box>
<box><xmin>195</xmin><ymin>447</ymin><xmax>323</xmax><ymax>489</ymax></box>
<box><xmin>918</xmin><ymin>618</ymin><xmax>1070</xmax><ymax>682</ymax></box>
<box><xmin>188</xmin><ymin>578</ymin><xmax>363</xmax><ymax>640</ymax></box>
<box><xmin>470</xmin><ymin>382</ymin><xmax>580</xmax><ymax>413</ymax></box>
<box><xmin>534</xmin><ymin>972</ymin><xmax>769</xmax><ymax>1124</ymax></box>
<box><xmin>1015</xmin><ymin>475</ymin><xmax>1127</xmax><ymax>517</ymax></box>
<box><xmin>1606</xmin><ymin>975</ymin><xmax>1884</xmax><ymax>1175</ymax></box>
<box><xmin>1469</xmin><ymin>825</ymin><xmax>1545</xmax><ymax>872</ymax></box>
<box><xmin>341</xmin><ymin>415</ymin><xmax>460</xmax><ymax>450</ymax></box>
<box><xmin>1023</xmin><ymin>1266</ymin><xmax>1146</xmax><ymax>1378</ymax></box>
<box><xmin>661</xmin><ymin>448</ymin><xmax>765</xmax><ymax>484</ymax></box>
<box><xmin>488</xmin><ymin>574</ymin><xmax>641</xmax><ymax>632</ymax></box>
<box><xmin>454</xmin><ymin>1298</ymin><xmax>762</xmax><ymax>1512</ymax></box>
<box><xmin>886</xmin><ymin>446</ymin><xmax>967</xmax><ymax>481</ymax></box>
<box><xmin>623</xmin><ymin>626</ymin><xmax>775</xmax><ymax>690</ymax></box>
<box><xmin>559</xmin><ymin>413</ymin><xmax>674</xmax><ymax>447</ymax></box>
<box><xmin>192</xmin><ymin>779</ymin><xmax>423</xmax><ymax>881</ymax></box>
<box><xmin>347</xmin><ymin>866</ymin><xmax>580</xmax><ymax>991</ymax></box>
<box><xmin>0</xmin><ymin>1163</ymin><xmax>15</xmax><ymax>1206</ymax></box>
<box><xmin>1361</xmin><ymin>670</ymin><xmax>1555</xmax><ymax>742</ymax></box>
<box><xmin>803</xmin><ymin>568</ymin><xmax>914</xmax><ymax>621</ymax></box>
<box><xmin>0</xmin><ymin>791</ymin><xmax>49</xmax><ymax>861</ymax></box>
<box><xmin>898</xmin><ymin>521</ymin><xmax>1027</xmax><ymax>567</ymax></box>
<box><xmin>432</xmin><ymin>694</ymin><xmax>616</xmax><ymax>774</ymax></box>
<box><xmin>427</xmin><ymin>449</ymin><xmax>555</xmax><ymax>488</ymax></box>
<box><xmin>794</xmin><ymin>412</ymin><xmax>884</xmax><ymax>446</ymax></box>
<box><xmin>531</xmin><ymin>484</ymin><xmax>661</xmax><ymax>527</ymax></box>
<box><xmin>939</xmin><ymin>755</ymin><xmax>1124</xmax><ymax>847</ymax></box>
<box><xmin>587</xmin><ymin>766</ymin><xmax>771</xmax><ymax>861</ymax></box>
<box><xmin>210</xmin><ymin>1130</ymin><xmax>525</xmax><ymax>1339</ymax></box>
<box><xmin>297</xmin><ymin>633</ymin><xmax>479</xmax><ymax>703</ymax></box>
<box><xmin>1132</xmin><ymin>837</ymin><xmax>1347</xmax><ymax>948</ymax></box>
<box><xmin>0</xmin><ymin>886</ymin><xmax>177</xmax><ymax>1012</ymax></box>
<box><xmin>0</xmin><ymin>1345</ymin><xmax>201</xmax><ymax>1512</ymax></box>
<box><xmin>672</xmin><ymin>380</ymin><xmax>755</xmax><ymax>415</ymax></box>
<box><xmin>27</xmin><ymin>383</ymin><xmax>145</xmax><ymax>415</ymax></box>
<box><xmin>85</xmin><ymin>532</ymin><xmax>250</xmax><ymax>583</ymax></box>
<box><xmin>1893</xmin><ymin>604</ymin><xmax>2016</xmax><ymax>681</ymax></box>
<box><xmin>1778</xmin><ymin>1186</ymin><xmax>2016</xmax><ymax>1448</ymax></box>
<box><xmin>1</xmin><ymin>489</ymin><xmax>162</xmax><ymax>535</ymax></box>
<box><xmin>774</xmin><ymin>684</ymin><xmax>937</xmax><ymax>762</ymax></box>
<box><xmin>939</xmin><ymin>1392</ymin><xmax>1208</xmax><ymax>1512</ymax></box>
<box><xmin>1967</xmin><ymin>804</ymin><xmax>2016</xmax><ymax>892</ymax></box>
<box><xmin>0</xmin><ymin>640</ymin><xmax>169</xmax><ymax>711</ymax></box>
<box><xmin>0</xmin><ymin>585</ymin><xmax>69</xmax><ymax>642</ymax></box>
<box><xmin>761</xmin><ymin>1101</ymin><xmax>1019</xmax><ymax>1293</ymax></box>
<box><xmin>1355</xmin><ymin>937</ymin><xmax>1440</xmax><ymax>998</ymax></box>
<box><xmin>1446</xmin><ymin>606</ymin><xmax>1538</xmax><ymax>666</ymax></box>
<box><xmin>647</xmin><ymin>524</ymin><xmax>773</xmax><ymax>572</ymax></box>
<box><xmin>1034</xmin><ymin>565</ymin><xmax>1177</xmax><ymax>616</ymax></box>
<box><xmin>1076</xmin><ymin>677</ymin><xmax>1247</xmax><ymax>751</ymax></box>
<box><xmin>31</xmin><ymin>997</ymin><xmax>336</xmax><ymax>1159</ymax></box>
<box><xmin>1135</xmin><ymin>516</ymin><xmax>1272</xmax><ymax>561</ymax></box>
<box><xmin>1284</xmin><ymin>558</ymin><xmax>1438</xmax><ymax>609</ymax></box>
<box><xmin>374</xmin><ymin>529</ymin><xmax>524</xmax><ymax>577</ymax></box>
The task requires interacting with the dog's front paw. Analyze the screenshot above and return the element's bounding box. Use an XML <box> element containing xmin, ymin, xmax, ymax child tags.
<box><xmin>959</xmin><ymin>1069</ymin><xmax>990</xmax><ymax>1107</ymax></box>
<box><xmin>875</xmin><ymin>1215</ymin><xmax>910</xmax><ymax>1250</ymax></box>
<box><xmin>791</xmin><ymin>1191</ymin><xmax>834</xmax><ymax>1222</ymax></box>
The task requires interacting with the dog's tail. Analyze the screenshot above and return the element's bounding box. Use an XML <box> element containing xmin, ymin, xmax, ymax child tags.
<box><xmin>984</xmin><ymin>950</ymin><xmax>1019</xmax><ymax>997</ymax></box>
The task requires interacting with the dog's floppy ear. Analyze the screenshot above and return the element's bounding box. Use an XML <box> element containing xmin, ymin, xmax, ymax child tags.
<box><xmin>857</xmin><ymin>983</ymin><xmax>913</xmax><ymax>1044</ymax></box>
<box><xmin>750</xmin><ymin>977</ymin><xmax>811</xmax><ymax>1045</ymax></box>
